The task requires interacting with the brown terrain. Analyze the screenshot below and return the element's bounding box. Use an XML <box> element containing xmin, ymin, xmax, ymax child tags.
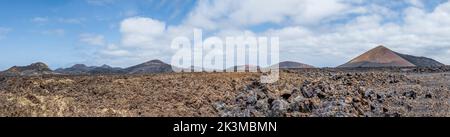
<box><xmin>0</xmin><ymin>67</ymin><xmax>449</xmax><ymax>117</ymax></box>
<box><xmin>0</xmin><ymin>45</ymin><xmax>448</xmax><ymax>117</ymax></box>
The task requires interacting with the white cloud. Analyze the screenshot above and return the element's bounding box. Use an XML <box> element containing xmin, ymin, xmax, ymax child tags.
<box><xmin>42</xmin><ymin>29</ymin><xmax>65</xmax><ymax>36</ymax></box>
<box><xmin>407</xmin><ymin>0</ymin><xmax>425</xmax><ymax>8</ymax></box>
<box><xmin>30</xmin><ymin>17</ymin><xmax>84</xmax><ymax>25</ymax></box>
<box><xmin>259</xmin><ymin>1</ymin><xmax>450</xmax><ymax>66</ymax></box>
<box><xmin>100</xmin><ymin>44</ymin><xmax>130</xmax><ymax>56</ymax></box>
<box><xmin>80</xmin><ymin>33</ymin><xmax>105</xmax><ymax>46</ymax></box>
<box><xmin>92</xmin><ymin>0</ymin><xmax>450</xmax><ymax>67</ymax></box>
<box><xmin>120</xmin><ymin>17</ymin><xmax>166</xmax><ymax>48</ymax></box>
<box><xmin>31</xmin><ymin>17</ymin><xmax>49</xmax><ymax>23</ymax></box>
<box><xmin>184</xmin><ymin>0</ymin><xmax>352</xmax><ymax>30</ymax></box>
<box><xmin>86</xmin><ymin>0</ymin><xmax>115</xmax><ymax>6</ymax></box>
<box><xmin>92</xmin><ymin>17</ymin><xmax>174</xmax><ymax>66</ymax></box>
<box><xmin>58</xmin><ymin>18</ymin><xmax>85</xmax><ymax>24</ymax></box>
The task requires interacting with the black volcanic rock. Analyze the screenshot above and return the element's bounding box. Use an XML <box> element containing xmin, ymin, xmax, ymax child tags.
<box><xmin>1</xmin><ymin>62</ymin><xmax>53</xmax><ymax>76</ymax></box>
<box><xmin>124</xmin><ymin>60</ymin><xmax>173</xmax><ymax>74</ymax></box>
<box><xmin>90</xmin><ymin>65</ymin><xmax>124</xmax><ymax>74</ymax></box>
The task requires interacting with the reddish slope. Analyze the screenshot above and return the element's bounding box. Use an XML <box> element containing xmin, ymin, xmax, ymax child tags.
<box><xmin>339</xmin><ymin>46</ymin><xmax>415</xmax><ymax>68</ymax></box>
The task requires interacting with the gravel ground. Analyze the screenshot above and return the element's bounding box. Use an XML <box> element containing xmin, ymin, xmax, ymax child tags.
<box><xmin>0</xmin><ymin>68</ymin><xmax>449</xmax><ymax>117</ymax></box>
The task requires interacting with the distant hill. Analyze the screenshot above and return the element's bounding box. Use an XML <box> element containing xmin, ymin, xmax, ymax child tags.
<box><xmin>0</xmin><ymin>62</ymin><xmax>54</xmax><ymax>76</ymax></box>
<box><xmin>339</xmin><ymin>45</ymin><xmax>444</xmax><ymax>68</ymax></box>
<box><xmin>55</xmin><ymin>64</ymin><xmax>123</xmax><ymax>75</ymax></box>
<box><xmin>54</xmin><ymin>60</ymin><xmax>174</xmax><ymax>75</ymax></box>
<box><xmin>55</xmin><ymin>64</ymin><xmax>94</xmax><ymax>75</ymax></box>
<box><xmin>124</xmin><ymin>60</ymin><xmax>173</xmax><ymax>74</ymax></box>
<box><xmin>277</xmin><ymin>61</ymin><xmax>315</xmax><ymax>69</ymax></box>
<box><xmin>89</xmin><ymin>65</ymin><xmax>124</xmax><ymax>74</ymax></box>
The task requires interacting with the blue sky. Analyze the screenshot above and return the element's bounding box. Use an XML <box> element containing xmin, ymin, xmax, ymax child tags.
<box><xmin>0</xmin><ymin>0</ymin><xmax>450</xmax><ymax>69</ymax></box>
<box><xmin>0</xmin><ymin>0</ymin><xmax>197</xmax><ymax>69</ymax></box>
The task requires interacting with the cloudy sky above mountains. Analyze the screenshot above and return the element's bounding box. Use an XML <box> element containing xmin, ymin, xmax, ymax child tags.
<box><xmin>0</xmin><ymin>0</ymin><xmax>449</xmax><ymax>69</ymax></box>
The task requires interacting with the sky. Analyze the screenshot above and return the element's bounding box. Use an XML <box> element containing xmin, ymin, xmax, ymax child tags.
<box><xmin>0</xmin><ymin>0</ymin><xmax>449</xmax><ymax>70</ymax></box>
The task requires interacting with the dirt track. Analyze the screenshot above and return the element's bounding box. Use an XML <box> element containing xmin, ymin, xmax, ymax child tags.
<box><xmin>0</xmin><ymin>69</ymin><xmax>449</xmax><ymax>117</ymax></box>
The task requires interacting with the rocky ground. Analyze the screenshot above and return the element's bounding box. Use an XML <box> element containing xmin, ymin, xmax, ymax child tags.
<box><xmin>0</xmin><ymin>68</ymin><xmax>449</xmax><ymax>117</ymax></box>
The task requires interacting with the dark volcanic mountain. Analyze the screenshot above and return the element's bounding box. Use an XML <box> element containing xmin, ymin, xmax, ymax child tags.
<box><xmin>55</xmin><ymin>64</ymin><xmax>123</xmax><ymax>75</ymax></box>
<box><xmin>277</xmin><ymin>61</ymin><xmax>315</xmax><ymax>69</ymax></box>
<box><xmin>339</xmin><ymin>45</ymin><xmax>444</xmax><ymax>68</ymax></box>
<box><xmin>55</xmin><ymin>64</ymin><xmax>94</xmax><ymax>75</ymax></box>
<box><xmin>0</xmin><ymin>62</ymin><xmax>54</xmax><ymax>76</ymax></box>
<box><xmin>56</xmin><ymin>59</ymin><xmax>173</xmax><ymax>75</ymax></box>
<box><xmin>395</xmin><ymin>52</ymin><xmax>445</xmax><ymax>67</ymax></box>
<box><xmin>124</xmin><ymin>60</ymin><xmax>173</xmax><ymax>74</ymax></box>
<box><xmin>89</xmin><ymin>65</ymin><xmax>124</xmax><ymax>74</ymax></box>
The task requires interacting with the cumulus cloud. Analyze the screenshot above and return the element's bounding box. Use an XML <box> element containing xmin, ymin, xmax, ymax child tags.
<box><xmin>120</xmin><ymin>17</ymin><xmax>166</xmax><ymax>48</ymax></box>
<box><xmin>260</xmin><ymin>1</ymin><xmax>450</xmax><ymax>66</ymax></box>
<box><xmin>93</xmin><ymin>0</ymin><xmax>450</xmax><ymax>67</ymax></box>
<box><xmin>94</xmin><ymin>17</ymin><xmax>175</xmax><ymax>66</ymax></box>
<box><xmin>80</xmin><ymin>33</ymin><xmax>105</xmax><ymax>46</ymax></box>
<box><xmin>184</xmin><ymin>0</ymin><xmax>352</xmax><ymax>30</ymax></box>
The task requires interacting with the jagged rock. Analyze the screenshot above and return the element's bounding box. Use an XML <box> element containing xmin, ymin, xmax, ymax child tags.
<box><xmin>270</xmin><ymin>99</ymin><xmax>289</xmax><ymax>117</ymax></box>
<box><xmin>1</xmin><ymin>64</ymin><xmax>449</xmax><ymax>117</ymax></box>
<box><xmin>403</xmin><ymin>91</ymin><xmax>417</xmax><ymax>99</ymax></box>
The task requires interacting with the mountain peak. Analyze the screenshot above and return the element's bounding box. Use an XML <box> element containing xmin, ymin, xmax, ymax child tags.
<box><xmin>71</xmin><ymin>64</ymin><xmax>88</xmax><ymax>69</ymax></box>
<box><xmin>367</xmin><ymin>45</ymin><xmax>391</xmax><ymax>54</ymax></box>
<box><xmin>339</xmin><ymin>46</ymin><xmax>415</xmax><ymax>68</ymax></box>
<box><xmin>278</xmin><ymin>61</ymin><xmax>315</xmax><ymax>68</ymax></box>
<box><xmin>146</xmin><ymin>59</ymin><xmax>165</xmax><ymax>64</ymax></box>
<box><xmin>374</xmin><ymin>45</ymin><xmax>387</xmax><ymax>49</ymax></box>
<box><xmin>30</xmin><ymin>62</ymin><xmax>49</xmax><ymax>68</ymax></box>
<box><xmin>125</xmin><ymin>59</ymin><xmax>173</xmax><ymax>74</ymax></box>
<box><xmin>339</xmin><ymin>45</ymin><xmax>444</xmax><ymax>68</ymax></box>
<box><xmin>100</xmin><ymin>64</ymin><xmax>111</xmax><ymax>68</ymax></box>
<box><xmin>2</xmin><ymin>62</ymin><xmax>52</xmax><ymax>76</ymax></box>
